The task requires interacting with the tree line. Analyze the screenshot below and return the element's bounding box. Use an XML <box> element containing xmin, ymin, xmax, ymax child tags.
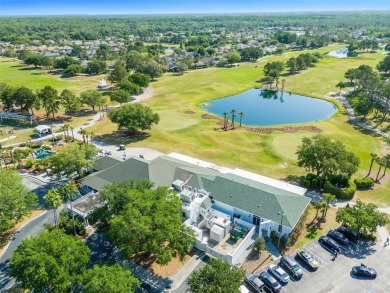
<box><xmin>262</xmin><ymin>52</ymin><xmax>322</xmax><ymax>88</ymax></box>
<box><xmin>1</xmin><ymin>12</ymin><xmax>390</xmax><ymax>44</ymax></box>
<box><xmin>0</xmin><ymin>83</ymin><xmax>106</xmax><ymax>117</ymax></box>
<box><xmin>337</xmin><ymin>55</ymin><xmax>390</xmax><ymax>126</ymax></box>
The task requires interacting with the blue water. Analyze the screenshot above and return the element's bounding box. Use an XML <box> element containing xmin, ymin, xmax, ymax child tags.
<box><xmin>200</xmin><ymin>89</ymin><xmax>337</xmax><ymax>126</ymax></box>
<box><xmin>34</xmin><ymin>149</ymin><xmax>53</xmax><ymax>159</ymax></box>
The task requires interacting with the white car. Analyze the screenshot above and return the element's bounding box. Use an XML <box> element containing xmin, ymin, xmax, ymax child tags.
<box><xmin>268</xmin><ymin>264</ymin><xmax>290</xmax><ymax>284</ymax></box>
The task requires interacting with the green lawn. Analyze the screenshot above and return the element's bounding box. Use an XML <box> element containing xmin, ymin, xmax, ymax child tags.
<box><xmin>3</xmin><ymin>47</ymin><xmax>390</xmax><ymax>206</ymax></box>
<box><xmin>0</xmin><ymin>57</ymin><xmax>105</xmax><ymax>94</ymax></box>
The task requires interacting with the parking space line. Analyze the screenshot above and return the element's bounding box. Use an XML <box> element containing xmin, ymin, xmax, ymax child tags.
<box><xmin>303</xmin><ymin>247</ymin><xmax>328</xmax><ymax>267</ymax></box>
<box><xmin>370</xmin><ymin>281</ymin><xmax>389</xmax><ymax>293</ymax></box>
<box><xmin>281</xmin><ymin>286</ymin><xmax>287</xmax><ymax>291</ymax></box>
<box><xmin>379</xmin><ymin>275</ymin><xmax>390</xmax><ymax>283</ymax></box>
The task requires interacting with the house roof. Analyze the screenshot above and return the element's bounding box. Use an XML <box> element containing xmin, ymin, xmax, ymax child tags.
<box><xmin>81</xmin><ymin>154</ymin><xmax>310</xmax><ymax>229</ymax></box>
<box><xmin>201</xmin><ymin>176</ymin><xmax>309</xmax><ymax>229</ymax></box>
<box><xmin>82</xmin><ymin>156</ymin><xmax>150</xmax><ymax>191</ymax></box>
<box><xmin>93</xmin><ymin>156</ymin><xmax>121</xmax><ymax>172</ymax></box>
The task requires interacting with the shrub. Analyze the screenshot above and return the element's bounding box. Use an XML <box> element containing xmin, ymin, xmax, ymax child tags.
<box><xmin>300</xmin><ymin>176</ymin><xmax>311</xmax><ymax>188</ymax></box>
<box><xmin>310</xmin><ymin>178</ymin><xmax>318</xmax><ymax>189</ymax></box>
<box><xmin>41</xmin><ymin>145</ymin><xmax>51</xmax><ymax>150</ymax></box>
<box><xmin>306</xmin><ymin>173</ymin><xmax>317</xmax><ymax>180</ymax></box>
<box><xmin>24</xmin><ymin>159</ymin><xmax>34</xmax><ymax>169</ymax></box>
<box><xmin>324</xmin><ymin>180</ymin><xmax>356</xmax><ymax>199</ymax></box>
<box><xmin>253</xmin><ymin>236</ymin><xmax>267</xmax><ymax>251</ymax></box>
<box><xmin>354</xmin><ymin>177</ymin><xmax>374</xmax><ymax>189</ymax></box>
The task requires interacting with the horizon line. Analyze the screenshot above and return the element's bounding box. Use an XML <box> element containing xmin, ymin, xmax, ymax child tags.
<box><xmin>1</xmin><ymin>9</ymin><xmax>390</xmax><ymax>17</ymax></box>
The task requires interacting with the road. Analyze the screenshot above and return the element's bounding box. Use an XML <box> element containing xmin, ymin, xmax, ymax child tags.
<box><xmin>0</xmin><ymin>177</ymin><xmax>57</xmax><ymax>291</ymax></box>
<box><xmin>0</xmin><ymin>209</ymin><xmax>55</xmax><ymax>291</ymax></box>
<box><xmin>172</xmin><ymin>255</ymin><xmax>209</xmax><ymax>293</ymax></box>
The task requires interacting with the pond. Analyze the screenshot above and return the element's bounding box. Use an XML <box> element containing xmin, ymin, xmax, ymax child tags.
<box><xmin>200</xmin><ymin>89</ymin><xmax>338</xmax><ymax>126</ymax></box>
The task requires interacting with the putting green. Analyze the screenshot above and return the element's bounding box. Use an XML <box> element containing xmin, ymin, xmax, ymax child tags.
<box><xmin>152</xmin><ymin>110</ymin><xmax>199</xmax><ymax>131</ymax></box>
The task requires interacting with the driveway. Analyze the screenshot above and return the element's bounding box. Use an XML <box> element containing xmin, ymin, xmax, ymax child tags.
<box><xmin>255</xmin><ymin>238</ymin><xmax>390</xmax><ymax>293</ymax></box>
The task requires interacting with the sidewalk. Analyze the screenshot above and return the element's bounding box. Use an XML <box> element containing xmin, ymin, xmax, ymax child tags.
<box><xmin>335</xmin><ymin>94</ymin><xmax>390</xmax><ymax>139</ymax></box>
<box><xmin>377</xmin><ymin>226</ymin><xmax>390</xmax><ymax>250</ymax></box>
<box><xmin>264</xmin><ymin>238</ymin><xmax>281</xmax><ymax>261</ymax></box>
<box><xmin>169</xmin><ymin>250</ymin><xmax>206</xmax><ymax>291</ymax></box>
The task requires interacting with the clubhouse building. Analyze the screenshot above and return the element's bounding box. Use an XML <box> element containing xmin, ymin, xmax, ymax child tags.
<box><xmin>74</xmin><ymin>152</ymin><xmax>310</xmax><ymax>265</ymax></box>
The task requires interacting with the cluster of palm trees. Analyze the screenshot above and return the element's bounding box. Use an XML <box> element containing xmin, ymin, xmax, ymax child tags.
<box><xmin>43</xmin><ymin>182</ymin><xmax>79</xmax><ymax>235</ymax></box>
<box><xmin>222</xmin><ymin>109</ymin><xmax>245</xmax><ymax>130</ymax></box>
<box><xmin>313</xmin><ymin>193</ymin><xmax>337</xmax><ymax>221</ymax></box>
<box><xmin>77</xmin><ymin>128</ymin><xmax>95</xmax><ymax>145</ymax></box>
<box><xmin>367</xmin><ymin>153</ymin><xmax>390</xmax><ymax>182</ymax></box>
<box><xmin>59</xmin><ymin>123</ymin><xmax>75</xmax><ymax>141</ymax></box>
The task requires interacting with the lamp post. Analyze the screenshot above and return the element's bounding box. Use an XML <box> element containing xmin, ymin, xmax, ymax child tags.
<box><xmin>277</xmin><ymin>212</ymin><xmax>285</xmax><ymax>249</ymax></box>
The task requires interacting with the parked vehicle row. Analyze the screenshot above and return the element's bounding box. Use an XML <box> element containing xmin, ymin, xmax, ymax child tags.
<box><xmin>244</xmin><ymin>226</ymin><xmax>375</xmax><ymax>293</ymax></box>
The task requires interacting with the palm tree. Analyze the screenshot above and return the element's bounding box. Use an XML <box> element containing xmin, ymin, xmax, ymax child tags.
<box><xmin>70</xmin><ymin>126</ymin><xmax>75</xmax><ymax>140</ymax></box>
<box><xmin>89</xmin><ymin>132</ymin><xmax>95</xmax><ymax>144</ymax></box>
<box><xmin>319</xmin><ymin>200</ymin><xmax>328</xmax><ymax>221</ymax></box>
<box><xmin>51</xmin><ymin>124</ymin><xmax>55</xmax><ymax>143</ymax></box>
<box><xmin>230</xmin><ymin>109</ymin><xmax>237</xmax><ymax>129</ymax></box>
<box><xmin>336</xmin><ymin>81</ymin><xmax>346</xmax><ymax>96</ymax></box>
<box><xmin>366</xmin><ymin>153</ymin><xmax>378</xmax><ymax>177</ymax></box>
<box><xmin>223</xmin><ymin>112</ymin><xmax>229</xmax><ymax>130</ymax></box>
<box><xmin>239</xmin><ymin>111</ymin><xmax>245</xmax><ymax>127</ymax></box>
<box><xmin>59</xmin><ymin>183</ymin><xmax>79</xmax><ymax>235</ymax></box>
<box><xmin>381</xmin><ymin>155</ymin><xmax>390</xmax><ymax>178</ymax></box>
<box><xmin>323</xmin><ymin>193</ymin><xmax>336</xmax><ymax>217</ymax></box>
<box><xmin>63</xmin><ymin>123</ymin><xmax>70</xmax><ymax>140</ymax></box>
<box><xmin>44</xmin><ymin>189</ymin><xmax>63</xmax><ymax>228</ymax></box>
<box><xmin>313</xmin><ymin>200</ymin><xmax>322</xmax><ymax>220</ymax></box>
<box><xmin>375</xmin><ymin>157</ymin><xmax>384</xmax><ymax>182</ymax></box>
<box><xmin>78</xmin><ymin>128</ymin><xmax>87</xmax><ymax>145</ymax></box>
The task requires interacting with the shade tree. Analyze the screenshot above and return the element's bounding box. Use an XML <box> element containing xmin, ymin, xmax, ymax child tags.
<box><xmin>108</xmin><ymin>103</ymin><xmax>159</xmax><ymax>134</ymax></box>
<box><xmin>0</xmin><ymin>169</ymin><xmax>37</xmax><ymax>233</ymax></box>
<box><xmin>10</xmin><ymin>230</ymin><xmax>90</xmax><ymax>292</ymax></box>
<box><xmin>80</xmin><ymin>89</ymin><xmax>106</xmax><ymax>111</ymax></box>
<box><xmin>296</xmin><ymin>134</ymin><xmax>360</xmax><ymax>181</ymax></box>
<box><xmin>82</xmin><ymin>264</ymin><xmax>140</xmax><ymax>293</ymax></box>
<box><xmin>96</xmin><ymin>180</ymin><xmax>195</xmax><ymax>265</ymax></box>
<box><xmin>43</xmin><ymin>143</ymin><xmax>97</xmax><ymax>179</ymax></box>
<box><xmin>187</xmin><ymin>259</ymin><xmax>244</xmax><ymax>293</ymax></box>
<box><xmin>336</xmin><ymin>200</ymin><xmax>389</xmax><ymax>236</ymax></box>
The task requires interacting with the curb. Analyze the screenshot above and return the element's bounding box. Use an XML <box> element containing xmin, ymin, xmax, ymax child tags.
<box><xmin>19</xmin><ymin>173</ymin><xmax>52</xmax><ymax>184</ymax></box>
<box><xmin>0</xmin><ymin>210</ymin><xmax>47</xmax><ymax>259</ymax></box>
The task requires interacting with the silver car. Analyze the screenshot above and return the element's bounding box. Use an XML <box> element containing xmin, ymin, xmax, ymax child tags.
<box><xmin>268</xmin><ymin>264</ymin><xmax>290</xmax><ymax>284</ymax></box>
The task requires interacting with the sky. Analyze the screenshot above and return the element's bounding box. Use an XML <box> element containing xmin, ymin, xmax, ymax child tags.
<box><xmin>0</xmin><ymin>0</ymin><xmax>389</xmax><ymax>15</ymax></box>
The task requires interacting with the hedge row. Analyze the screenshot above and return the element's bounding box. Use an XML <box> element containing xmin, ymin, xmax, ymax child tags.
<box><xmin>323</xmin><ymin>180</ymin><xmax>356</xmax><ymax>199</ymax></box>
<box><xmin>354</xmin><ymin>177</ymin><xmax>374</xmax><ymax>189</ymax></box>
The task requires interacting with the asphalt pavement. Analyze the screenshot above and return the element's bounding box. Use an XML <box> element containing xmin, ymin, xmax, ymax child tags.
<box><xmin>255</xmin><ymin>238</ymin><xmax>390</xmax><ymax>293</ymax></box>
<box><xmin>0</xmin><ymin>177</ymin><xmax>57</xmax><ymax>291</ymax></box>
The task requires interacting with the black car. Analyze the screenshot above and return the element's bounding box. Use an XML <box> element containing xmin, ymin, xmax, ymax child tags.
<box><xmin>327</xmin><ymin>229</ymin><xmax>349</xmax><ymax>245</ymax></box>
<box><xmin>337</xmin><ymin>226</ymin><xmax>359</xmax><ymax>242</ymax></box>
<box><xmin>318</xmin><ymin>236</ymin><xmax>341</xmax><ymax>253</ymax></box>
<box><xmin>352</xmin><ymin>265</ymin><xmax>377</xmax><ymax>278</ymax></box>
<box><xmin>259</xmin><ymin>271</ymin><xmax>281</xmax><ymax>293</ymax></box>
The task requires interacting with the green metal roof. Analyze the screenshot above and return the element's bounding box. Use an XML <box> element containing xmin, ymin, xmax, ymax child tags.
<box><xmin>82</xmin><ymin>155</ymin><xmax>310</xmax><ymax>229</ymax></box>
<box><xmin>93</xmin><ymin>156</ymin><xmax>121</xmax><ymax>172</ymax></box>
<box><xmin>201</xmin><ymin>176</ymin><xmax>309</xmax><ymax>229</ymax></box>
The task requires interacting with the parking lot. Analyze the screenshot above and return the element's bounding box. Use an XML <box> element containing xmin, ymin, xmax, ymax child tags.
<box><xmin>254</xmin><ymin>238</ymin><xmax>390</xmax><ymax>293</ymax></box>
